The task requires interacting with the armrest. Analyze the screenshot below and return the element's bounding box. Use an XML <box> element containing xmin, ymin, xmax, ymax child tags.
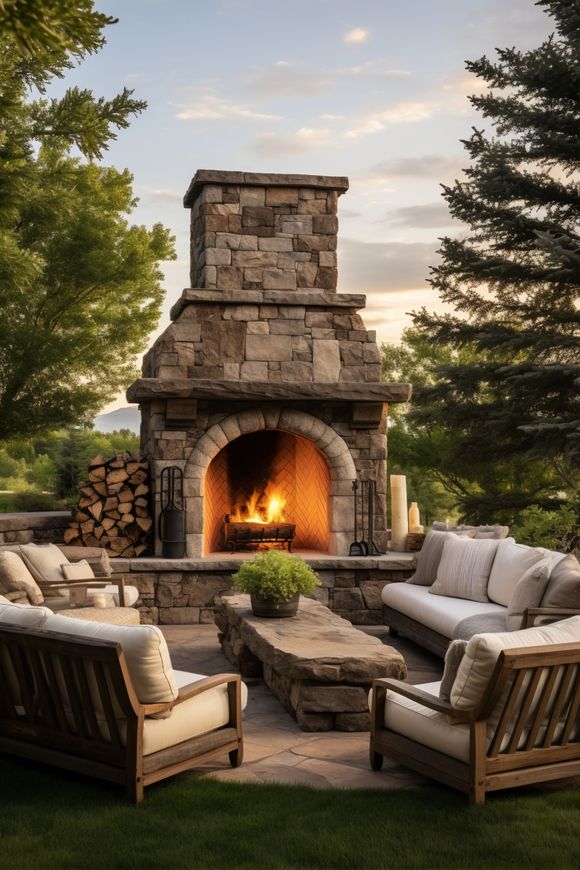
<box><xmin>3</xmin><ymin>590</ymin><xmax>28</xmax><ymax>604</ymax></box>
<box><xmin>523</xmin><ymin>607</ymin><xmax>580</xmax><ymax>628</ymax></box>
<box><xmin>38</xmin><ymin>576</ymin><xmax>126</xmax><ymax>606</ymax></box>
<box><xmin>372</xmin><ymin>677</ymin><xmax>474</xmax><ymax>722</ymax></box>
<box><xmin>141</xmin><ymin>674</ymin><xmax>242</xmax><ymax>716</ymax></box>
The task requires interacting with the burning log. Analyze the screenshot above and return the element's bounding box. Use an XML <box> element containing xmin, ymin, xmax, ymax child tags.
<box><xmin>65</xmin><ymin>452</ymin><xmax>152</xmax><ymax>557</ymax></box>
<box><xmin>224</xmin><ymin>519</ymin><xmax>296</xmax><ymax>552</ymax></box>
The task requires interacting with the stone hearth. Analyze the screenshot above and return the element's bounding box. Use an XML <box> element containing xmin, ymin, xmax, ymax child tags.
<box><xmin>127</xmin><ymin>170</ymin><xmax>411</xmax><ymax>560</ymax></box>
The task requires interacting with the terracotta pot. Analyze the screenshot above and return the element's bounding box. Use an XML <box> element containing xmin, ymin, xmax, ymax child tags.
<box><xmin>250</xmin><ymin>592</ymin><xmax>299</xmax><ymax>618</ymax></box>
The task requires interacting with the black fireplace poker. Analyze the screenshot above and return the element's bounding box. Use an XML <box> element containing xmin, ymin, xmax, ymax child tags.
<box><xmin>349</xmin><ymin>479</ymin><xmax>382</xmax><ymax>557</ymax></box>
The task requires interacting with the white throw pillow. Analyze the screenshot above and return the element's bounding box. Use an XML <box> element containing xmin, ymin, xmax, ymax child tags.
<box><xmin>19</xmin><ymin>543</ymin><xmax>70</xmax><ymax>585</ymax></box>
<box><xmin>450</xmin><ymin>615</ymin><xmax>580</xmax><ymax>710</ymax></box>
<box><xmin>486</xmin><ymin>538</ymin><xmax>546</xmax><ymax>607</ymax></box>
<box><xmin>505</xmin><ymin>558</ymin><xmax>552</xmax><ymax>631</ymax></box>
<box><xmin>429</xmin><ymin>536</ymin><xmax>500</xmax><ymax>603</ymax></box>
<box><xmin>0</xmin><ymin>551</ymin><xmax>44</xmax><ymax>605</ymax></box>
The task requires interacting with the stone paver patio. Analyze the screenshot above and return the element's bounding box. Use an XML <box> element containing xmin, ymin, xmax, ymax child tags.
<box><xmin>162</xmin><ymin>622</ymin><xmax>442</xmax><ymax>790</ymax></box>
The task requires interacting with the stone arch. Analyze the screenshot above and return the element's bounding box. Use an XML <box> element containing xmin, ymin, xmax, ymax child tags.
<box><xmin>183</xmin><ymin>406</ymin><xmax>356</xmax><ymax>557</ymax></box>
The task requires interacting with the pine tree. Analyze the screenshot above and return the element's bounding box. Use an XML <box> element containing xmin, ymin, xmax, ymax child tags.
<box><xmin>411</xmin><ymin>0</ymin><xmax>579</xmax><ymax>518</ymax></box>
<box><xmin>0</xmin><ymin>1</ymin><xmax>175</xmax><ymax>439</ymax></box>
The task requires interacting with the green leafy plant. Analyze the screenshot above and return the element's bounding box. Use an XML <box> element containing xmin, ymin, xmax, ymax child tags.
<box><xmin>510</xmin><ymin>505</ymin><xmax>579</xmax><ymax>552</ymax></box>
<box><xmin>233</xmin><ymin>551</ymin><xmax>320</xmax><ymax>602</ymax></box>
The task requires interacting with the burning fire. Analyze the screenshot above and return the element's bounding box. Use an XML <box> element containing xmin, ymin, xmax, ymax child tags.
<box><xmin>230</xmin><ymin>484</ymin><xmax>287</xmax><ymax>524</ymax></box>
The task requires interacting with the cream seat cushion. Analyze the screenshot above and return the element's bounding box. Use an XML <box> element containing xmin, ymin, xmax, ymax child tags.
<box><xmin>42</xmin><ymin>613</ymin><xmax>178</xmax><ymax>705</ymax></box>
<box><xmin>451</xmin><ymin>615</ymin><xmax>580</xmax><ymax>710</ymax></box>
<box><xmin>371</xmin><ymin>681</ymin><xmax>471</xmax><ymax>763</ymax></box>
<box><xmin>138</xmin><ymin>670</ymin><xmax>248</xmax><ymax>757</ymax></box>
<box><xmin>486</xmin><ymin>538</ymin><xmax>546</xmax><ymax>607</ymax></box>
<box><xmin>382</xmin><ymin>582</ymin><xmax>506</xmax><ymax>639</ymax></box>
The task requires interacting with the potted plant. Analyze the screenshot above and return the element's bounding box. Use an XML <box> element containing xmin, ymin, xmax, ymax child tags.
<box><xmin>232</xmin><ymin>550</ymin><xmax>320</xmax><ymax>618</ymax></box>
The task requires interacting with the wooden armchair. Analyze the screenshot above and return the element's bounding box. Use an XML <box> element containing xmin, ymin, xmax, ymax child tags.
<box><xmin>370</xmin><ymin>641</ymin><xmax>580</xmax><ymax>803</ymax></box>
<box><xmin>0</xmin><ymin>624</ymin><xmax>244</xmax><ymax>802</ymax></box>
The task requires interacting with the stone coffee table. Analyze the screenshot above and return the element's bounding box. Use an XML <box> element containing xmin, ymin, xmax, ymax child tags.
<box><xmin>215</xmin><ymin>594</ymin><xmax>406</xmax><ymax>732</ymax></box>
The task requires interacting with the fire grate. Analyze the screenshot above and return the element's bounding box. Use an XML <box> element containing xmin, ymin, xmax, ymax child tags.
<box><xmin>224</xmin><ymin>518</ymin><xmax>296</xmax><ymax>553</ymax></box>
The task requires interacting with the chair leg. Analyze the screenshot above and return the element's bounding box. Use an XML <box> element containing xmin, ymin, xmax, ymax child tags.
<box><xmin>229</xmin><ymin>740</ymin><xmax>243</xmax><ymax>768</ymax></box>
<box><xmin>127</xmin><ymin>775</ymin><xmax>144</xmax><ymax>803</ymax></box>
<box><xmin>370</xmin><ymin>748</ymin><xmax>384</xmax><ymax>771</ymax></box>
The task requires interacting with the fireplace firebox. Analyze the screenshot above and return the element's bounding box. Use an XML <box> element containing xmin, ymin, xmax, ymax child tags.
<box><xmin>127</xmin><ymin>170</ymin><xmax>411</xmax><ymax>557</ymax></box>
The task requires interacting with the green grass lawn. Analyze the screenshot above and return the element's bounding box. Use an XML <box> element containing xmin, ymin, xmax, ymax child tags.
<box><xmin>0</xmin><ymin>756</ymin><xmax>579</xmax><ymax>869</ymax></box>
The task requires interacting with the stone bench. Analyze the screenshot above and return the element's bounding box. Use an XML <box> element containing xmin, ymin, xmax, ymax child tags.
<box><xmin>215</xmin><ymin>594</ymin><xmax>406</xmax><ymax>731</ymax></box>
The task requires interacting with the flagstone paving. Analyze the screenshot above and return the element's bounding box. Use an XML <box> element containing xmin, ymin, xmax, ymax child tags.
<box><xmin>162</xmin><ymin>622</ymin><xmax>442</xmax><ymax>790</ymax></box>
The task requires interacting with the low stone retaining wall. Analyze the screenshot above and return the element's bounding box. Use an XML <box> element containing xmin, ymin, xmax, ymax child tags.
<box><xmin>108</xmin><ymin>553</ymin><xmax>415</xmax><ymax>625</ymax></box>
<box><xmin>0</xmin><ymin>511</ymin><xmax>71</xmax><ymax>545</ymax></box>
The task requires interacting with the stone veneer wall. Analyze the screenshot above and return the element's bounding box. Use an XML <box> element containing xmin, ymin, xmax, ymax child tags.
<box><xmin>185</xmin><ymin>171</ymin><xmax>345</xmax><ymax>292</ymax></box>
<box><xmin>108</xmin><ymin>556</ymin><xmax>414</xmax><ymax>625</ymax></box>
<box><xmin>0</xmin><ymin>511</ymin><xmax>70</xmax><ymax>544</ymax></box>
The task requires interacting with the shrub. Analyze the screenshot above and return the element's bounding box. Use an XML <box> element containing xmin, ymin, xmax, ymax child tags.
<box><xmin>510</xmin><ymin>505</ymin><xmax>579</xmax><ymax>552</ymax></box>
<box><xmin>233</xmin><ymin>550</ymin><xmax>320</xmax><ymax>602</ymax></box>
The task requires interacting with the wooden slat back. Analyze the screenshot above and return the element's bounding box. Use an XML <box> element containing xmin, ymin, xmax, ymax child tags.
<box><xmin>481</xmin><ymin>644</ymin><xmax>580</xmax><ymax>760</ymax></box>
<box><xmin>0</xmin><ymin>625</ymin><xmax>140</xmax><ymax>764</ymax></box>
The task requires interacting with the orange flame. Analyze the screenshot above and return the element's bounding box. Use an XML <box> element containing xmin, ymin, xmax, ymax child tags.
<box><xmin>230</xmin><ymin>484</ymin><xmax>286</xmax><ymax>524</ymax></box>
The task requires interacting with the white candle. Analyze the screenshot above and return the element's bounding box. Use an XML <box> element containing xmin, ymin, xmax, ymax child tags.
<box><xmin>390</xmin><ymin>475</ymin><xmax>408</xmax><ymax>552</ymax></box>
<box><xmin>92</xmin><ymin>593</ymin><xmax>107</xmax><ymax>609</ymax></box>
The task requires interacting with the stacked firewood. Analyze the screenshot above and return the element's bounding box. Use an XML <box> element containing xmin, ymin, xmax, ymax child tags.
<box><xmin>64</xmin><ymin>452</ymin><xmax>152</xmax><ymax>557</ymax></box>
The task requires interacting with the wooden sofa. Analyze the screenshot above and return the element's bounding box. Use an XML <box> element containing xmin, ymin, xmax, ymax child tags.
<box><xmin>370</xmin><ymin>617</ymin><xmax>580</xmax><ymax>802</ymax></box>
<box><xmin>0</xmin><ymin>604</ymin><xmax>245</xmax><ymax>801</ymax></box>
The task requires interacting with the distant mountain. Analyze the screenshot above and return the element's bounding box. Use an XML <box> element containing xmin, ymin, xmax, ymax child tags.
<box><xmin>93</xmin><ymin>407</ymin><xmax>140</xmax><ymax>434</ymax></box>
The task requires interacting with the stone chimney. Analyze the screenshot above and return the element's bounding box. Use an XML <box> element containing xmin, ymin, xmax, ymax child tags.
<box><xmin>183</xmin><ymin>170</ymin><xmax>348</xmax><ymax>292</ymax></box>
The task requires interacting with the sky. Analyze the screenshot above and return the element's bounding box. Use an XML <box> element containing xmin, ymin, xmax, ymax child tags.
<box><xmin>55</xmin><ymin>0</ymin><xmax>553</xmax><ymax>412</ymax></box>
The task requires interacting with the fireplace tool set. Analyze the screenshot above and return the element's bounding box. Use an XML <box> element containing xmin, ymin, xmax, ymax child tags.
<box><xmin>349</xmin><ymin>479</ymin><xmax>381</xmax><ymax>556</ymax></box>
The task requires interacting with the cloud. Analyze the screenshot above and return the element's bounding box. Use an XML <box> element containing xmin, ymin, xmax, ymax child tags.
<box><xmin>344</xmin><ymin>101</ymin><xmax>434</xmax><ymax>139</ymax></box>
<box><xmin>320</xmin><ymin>113</ymin><xmax>345</xmax><ymax>120</ymax></box>
<box><xmin>174</xmin><ymin>93</ymin><xmax>281</xmax><ymax>121</ymax></box>
<box><xmin>243</xmin><ymin>60</ymin><xmax>411</xmax><ymax>99</ymax></box>
<box><xmin>141</xmin><ymin>186</ymin><xmax>183</xmax><ymax>203</ymax></box>
<box><xmin>339</xmin><ymin>208</ymin><xmax>362</xmax><ymax>219</ymax></box>
<box><xmin>338</xmin><ymin>237</ymin><xmax>440</xmax><ymax>293</ymax></box>
<box><xmin>251</xmin><ymin>127</ymin><xmax>331</xmax><ymax>158</ymax></box>
<box><xmin>343</xmin><ymin>27</ymin><xmax>369</xmax><ymax>44</ymax></box>
<box><xmin>368</xmin><ymin>154</ymin><xmax>466</xmax><ymax>180</ymax></box>
<box><xmin>387</xmin><ymin>203</ymin><xmax>456</xmax><ymax>229</ymax></box>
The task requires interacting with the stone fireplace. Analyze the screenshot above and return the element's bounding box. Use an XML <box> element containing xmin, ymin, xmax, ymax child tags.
<box><xmin>127</xmin><ymin>170</ymin><xmax>410</xmax><ymax>559</ymax></box>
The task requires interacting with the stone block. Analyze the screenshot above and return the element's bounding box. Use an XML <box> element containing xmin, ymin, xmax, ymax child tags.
<box><xmin>312</xmin><ymin>339</ymin><xmax>341</xmax><ymax>382</ymax></box>
<box><xmin>205</xmin><ymin>202</ymin><xmax>240</xmax><ymax>215</ymax></box>
<box><xmin>242</xmin><ymin>206</ymin><xmax>274</xmax><ymax>227</ymax></box>
<box><xmin>277</xmin><ymin>252</ymin><xmax>311</xmax><ymax>267</ymax></box>
<box><xmin>269</xmin><ymin>320</ymin><xmax>306</xmax><ymax>335</ymax></box>
<box><xmin>341</xmin><ymin>342</ymin><xmax>363</xmax><ymax>365</ymax></box>
<box><xmin>305</xmin><ymin>311</ymin><xmax>333</xmax><ymax>328</ymax></box>
<box><xmin>259</xmin><ymin>237</ymin><xmax>294</xmax><ymax>252</ymax></box>
<box><xmin>295</xmin><ymin>709</ymin><xmax>334</xmax><ymax>732</ymax></box>
<box><xmin>280</xmin><ymin>361</ymin><xmax>313</xmax><ymax>381</ymax></box>
<box><xmin>265</xmin><ymin>187</ymin><xmax>299</xmax><ymax>205</ymax></box>
<box><xmin>297</xmin><ymin>198</ymin><xmax>328</xmax><ymax>214</ymax></box>
<box><xmin>229</xmin><ymin>305</ymin><xmax>260</xmax><ymax>320</ymax></box>
<box><xmin>359</xmin><ymin>580</ymin><xmax>388</xmax><ymax>610</ymax></box>
<box><xmin>334</xmin><ymin>711</ymin><xmax>371</xmax><ymax>731</ymax></box>
<box><xmin>262</xmin><ymin>269</ymin><xmax>297</xmax><ymax>290</ymax></box>
<box><xmin>240</xmin><ymin>361</ymin><xmax>268</xmax><ymax>380</ymax></box>
<box><xmin>239</xmin><ymin>188</ymin><xmax>266</xmax><ymax>207</ymax></box>
<box><xmin>333</xmin><ymin>573</ymin><xmax>357</xmax><ymax>588</ymax></box>
<box><xmin>201</xmin><ymin>320</ymin><xmax>245</xmax><ymax>364</ymax></box>
<box><xmin>314</xmin><ymin>267</ymin><xmax>337</xmax><ymax>290</ymax></box>
<box><xmin>215</xmin><ymin>266</ymin><xmax>243</xmax><ymax>290</ymax></box>
<box><xmin>246</xmin><ymin>321</ymin><xmax>269</xmax><ymax>334</ymax></box>
<box><xmin>158</xmin><ymin>607</ymin><xmax>200</xmax><ymax>624</ymax></box>
<box><xmin>205</xmin><ymin>248</ymin><xmax>232</xmax><ymax>266</ymax></box>
<box><xmin>312</xmin><ymin>214</ymin><xmax>338</xmax><ymax>234</ymax></box>
<box><xmin>245</xmin><ymin>333</ymin><xmax>293</xmax><ymax>361</ymax></box>
<box><xmin>232</xmin><ymin>250</ymin><xmax>278</xmax><ymax>268</ymax></box>
<box><xmin>204</xmin><ymin>214</ymin><xmax>230</xmax><ymax>232</ymax></box>
<box><xmin>201</xmin><ymin>185</ymin><xmax>222</xmax><ymax>203</ymax></box>
<box><xmin>319</xmin><ymin>251</ymin><xmax>337</xmax><ymax>267</ymax></box>
<box><xmin>278</xmin><ymin>216</ymin><xmax>313</xmax><ymax>235</ymax></box>
<box><xmin>300</xmin><ymin>684</ymin><xmax>368</xmax><ymax>713</ymax></box>
<box><xmin>294</xmin><ymin>234</ymin><xmax>335</xmax><ymax>253</ymax></box>
<box><xmin>333</xmin><ymin>588</ymin><xmax>364</xmax><ymax>610</ymax></box>
<box><xmin>297</xmin><ymin>262</ymin><xmax>318</xmax><ymax>288</ymax></box>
